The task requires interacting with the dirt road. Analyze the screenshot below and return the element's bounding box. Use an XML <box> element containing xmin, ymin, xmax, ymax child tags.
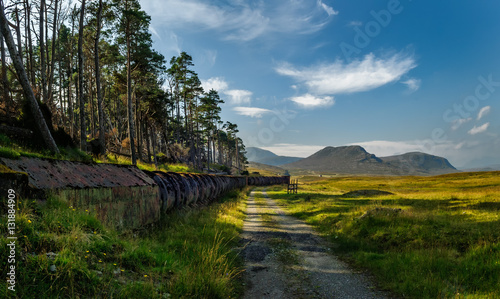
<box><xmin>240</xmin><ymin>189</ymin><xmax>389</xmax><ymax>299</ymax></box>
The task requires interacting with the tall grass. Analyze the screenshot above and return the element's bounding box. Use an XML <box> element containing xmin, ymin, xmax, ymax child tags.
<box><xmin>268</xmin><ymin>172</ymin><xmax>500</xmax><ymax>298</ymax></box>
<box><xmin>0</xmin><ymin>189</ymin><xmax>248</xmax><ymax>298</ymax></box>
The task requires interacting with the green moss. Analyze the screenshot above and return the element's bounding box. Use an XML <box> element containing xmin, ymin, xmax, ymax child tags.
<box><xmin>0</xmin><ymin>147</ymin><xmax>21</xmax><ymax>159</ymax></box>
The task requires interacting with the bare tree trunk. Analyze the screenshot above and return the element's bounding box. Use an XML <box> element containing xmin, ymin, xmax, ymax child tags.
<box><xmin>95</xmin><ymin>0</ymin><xmax>105</xmax><ymax>155</ymax></box>
<box><xmin>151</xmin><ymin>125</ymin><xmax>158</xmax><ymax>170</ymax></box>
<box><xmin>145</xmin><ymin>120</ymin><xmax>151</xmax><ymax>163</ymax></box>
<box><xmin>0</xmin><ymin>27</ymin><xmax>10</xmax><ymax>114</ymax></box>
<box><xmin>47</xmin><ymin>0</ymin><xmax>59</xmax><ymax>105</ymax></box>
<box><xmin>136</xmin><ymin>96</ymin><xmax>142</xmax><ymax>162</ymax></box>
<box><xmin>126</xmin><ymin>9</ymin><xmax>136</xmax><ymax>165</ymax></box>
<box><xmin>25</xmin><ymin>1</ymin><xmax>35</xmax><ymax>86</ymax></box>
<box><xmin>14</xmin><ymin>7</ymin><xmax>22</xmax><ymax>64</ymax></box>
<box><xmin>0</xmin><ymin>2</ymin><xmax>59</xmax><ymax>153</ymax></box>
<box><xmin>78</xmin><ymin>0</ymin><xmax>86</xmax><ymax>151</ymax></box>
<box><xmin>40</xmin><ymin>0</ymin><xmax>47</xmax><ymax>103</ymax></box>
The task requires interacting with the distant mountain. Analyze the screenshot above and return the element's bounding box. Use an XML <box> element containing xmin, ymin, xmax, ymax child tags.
<box><xmin>283</xmin><ymin>145</ymin><xmax>458</xmax><ymax>176</ymax></box>
<box><xmin>460</xmin><ymin>164</ymin><xmax>500</xmax><ymax>172</ymax></box>
<box><xmin>381</xmin><ymin>152</ymin><xmax>458</xmax><ymax>175</ymax></box>
<box><xmin>246</xmin><ymin>147</ymin><xmax>302</xmax><ymax>166</ymax></box>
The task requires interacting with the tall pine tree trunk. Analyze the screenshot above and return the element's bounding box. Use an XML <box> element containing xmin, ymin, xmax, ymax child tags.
<box><xmin>0</xmin><ymin>2</ymin><xmax>59</xmax><ymax>153</ymax></box>
<box><xmin>0</xmin><ymin>28</ymin><xmax>10</xmax><ymax>115</ymax></box>
<box><xmin>126</xmin><ymin>21</ymin><xmax>136</xmax><ymax>165</ymax></box>
<box><xmin>78</xmin><ymin>0</ymin><xmax>86</xmax><ymax>151</ymax></box>
<box><xmin>95</xmin><ymin>0</ymin><xmax>105</xmax><ymax>155</ymax></box>
<box><xmin>47</xmin><ymin>0</ymin><xmax>59</xmax><ymax>105</ymax></box>
<box><xmin>40</xmin><ymin>0</ymin><xmax>47</xmax><ymax>103</ymax></box>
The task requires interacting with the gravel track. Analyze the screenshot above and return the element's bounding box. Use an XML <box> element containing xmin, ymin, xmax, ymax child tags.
<box><xmin>240</xmin><ymin>189</ymin><xmax>390</xmax><ymax>299</ymax></box>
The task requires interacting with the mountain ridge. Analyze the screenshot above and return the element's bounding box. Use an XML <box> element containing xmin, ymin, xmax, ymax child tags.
<box><xmin>278</xmin><ymin>145</ymin><xmax>458</xmax><ymax>176</ymax></box>
<box><xmin>246</xmin><ymin>147</ymin><xmax>302</xmax><ymax>166</ymax></box>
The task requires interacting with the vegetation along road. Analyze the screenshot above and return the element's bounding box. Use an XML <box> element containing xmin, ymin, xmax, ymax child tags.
<box><xmin>242</xmin><ymin>172</ymin><xmax>500</xmax><ymax>298</ymax></box>
<box><xmin>240</xmin><ymin>189</ymin><xmax>388</xmax><ymax>298</ymax></box>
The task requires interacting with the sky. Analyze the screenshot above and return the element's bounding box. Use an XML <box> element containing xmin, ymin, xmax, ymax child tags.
<box><xmin>138</xmin><ymin>0</ymin><xmax>500</xmax><ymax>169</ymax></box>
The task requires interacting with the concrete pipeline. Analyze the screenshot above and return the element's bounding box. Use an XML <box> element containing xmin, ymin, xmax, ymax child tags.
<box><xmin>0</xmin><ymin>157</ymin><xmax>289</xmax><ymax>230</ymax></box>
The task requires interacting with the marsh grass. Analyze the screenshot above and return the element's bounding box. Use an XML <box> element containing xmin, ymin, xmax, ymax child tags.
<box><xmin>0</xmin><ymin>189</ymin><xmax>248</xmax><ymax>298</ymax></box>
<box><xmin>268</xmin><ymin>172</ymin><xmax>500</xmax><ymax>298</ymax></box>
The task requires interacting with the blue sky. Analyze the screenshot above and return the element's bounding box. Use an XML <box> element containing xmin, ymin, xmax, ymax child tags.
<box><xmin>139</xmin><ymin>0</ymin><xmax>500</xmax><ymax>168</ymax></box>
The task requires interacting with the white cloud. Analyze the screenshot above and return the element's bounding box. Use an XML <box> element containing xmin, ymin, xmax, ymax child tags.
<box><xmin>276</xmin><ymin>52</ymin><xmax>416</xmax><ymax>95</ymax></box>
<box><xmin>468</xmin><ymin>123</ymin><xmax>490</xmax><ymax>135</ymax></box>
<box><xmin>402</xmin><ymin>78</ymin><xmax>421</xmax><ymax>92</ymax></box>
<box><xmin>233</xmin><ymin>107</ymin><xmax>272</xmax><ymax>118</ymax></box>
<box><xmin>201</xmin><ymin>77</ymin><xmax>228</xmax><ymax>93</ymax></box>
<box><xmin>224</xmin><ymin>89</ymin><xmax>253</xmax><ymax>105</ymax></box>
<box><xmin>260</xmin><ymin>144</ymin><xmax>326</xmax><ymax>158</ymax></box>
<box><xmin>451</xmin><ymin>117</ymin><xmax>472</xmax><ymax>131</ymax></box>
<box><xmin>318</xmin><ymin>0</ymin><xmax>338</xmax><ymax>16</ymax></box>
<box><xmin>140</xmin><ymin>0</ymin><xmax>337</xmax><ymax>41</ymax></box>
<box><xmin>201</xmin><ymin>77</ymin><xmax>254</xmax><ymax>105</ymax></box>
<box><xmin>477</xmin><ymin>106</ymin><xmax>491</xmax><ymax>121</ymax></box>
<box><xmin>149</xmin><ymin>25</ymin><xmax>161</xmax><ymax>40</ymax></box>
<box><xmin>289</xmin><ymin>94</ymin><xmax>335</xmax><ymax>109</ymax></box>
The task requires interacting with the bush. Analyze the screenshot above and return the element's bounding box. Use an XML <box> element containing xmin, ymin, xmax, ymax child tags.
<box><xmin>0</xmin><ymin>134</ymin><xmax>11</xmax><ymax>146</ymax></box>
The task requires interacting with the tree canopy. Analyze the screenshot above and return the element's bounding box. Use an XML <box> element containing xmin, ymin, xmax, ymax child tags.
<box><xmin>0</xmin><ymin>0</ymin><xmax>246</xmax><ymax>173</ymax></box>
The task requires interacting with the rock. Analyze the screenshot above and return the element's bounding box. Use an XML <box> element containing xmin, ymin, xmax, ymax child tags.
<box><xmin>46</xmin><ymin>252</ymin><xmax>58</xmax><ymax>260</ymax></box>
<box><xmin>49</xmin><ymin>265</ymin><xmax>57</xmax><ymax>272</ymax></box>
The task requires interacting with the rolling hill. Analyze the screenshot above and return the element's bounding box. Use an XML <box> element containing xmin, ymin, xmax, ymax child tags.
<box><xmin>282</xmin><ymin>145</ymin><xmax>458</xmax><ymax>176</ymax></box>
<box><xmin>246</xmin><ymin>147</ymin><xmax>302</xmax><ymax>166</ymax></box>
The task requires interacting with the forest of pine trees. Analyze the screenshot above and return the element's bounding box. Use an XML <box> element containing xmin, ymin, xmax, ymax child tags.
<box><xmin>0</xmin><ymin>0</ymin><xmax>247</xmax><ymax>173</ymax></box>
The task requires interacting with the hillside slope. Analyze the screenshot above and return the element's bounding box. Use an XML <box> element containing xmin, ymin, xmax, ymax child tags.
<box><xmin>381</xmin><ymin>152</ymin><xmax>458</xmax><ymax>175</ymax></box>
<box><xmin>283</xmin><ymin>146</ymin><xmax>457</xmax><ymax>175</ymax></box>
<box><xmin>246</xmin><ymin>147</ymin><xmax>302</xmax><ymax>166</ymax></box>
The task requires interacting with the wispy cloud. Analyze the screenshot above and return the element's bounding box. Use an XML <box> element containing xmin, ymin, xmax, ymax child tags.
<box><xmin>477</xmin><ymin>106</ymin><xmax>491</xmax><ymax>121</ymax></box>
<box><xmin>468</xmin><ymin>123</ymin><xmax>490</xmax><ymax>135</ymax></box>
<box><xmin>233</xmin><ymin>107</ymin><xmax>272</xmax><ymax>118</ymax></box>
<box><xmin>224</xmin><ymin>89</ymin><xmax>253</xmax><ymax>105</ymax></box>
<box><xmin>141</xmin><ymin>0</ymin><xmax>337</xmax><ymax>41</ymax></box>
<box><xmin>318</xmin><ymin>0</ymin><xmax>338</xmax><ymax>16</ymax></box>
<box><xmin>402</xmin><ymin>78</ymin><xmax>421</xmax><ymax>92</ymax></box>
<box><xmin>201</xmin><ymin>77</ymin><xmax>228</xmax><ymax>92</ymax></box>
<box><xmin>260</xmin><ymin>143</ymin><xmax>326</xmax><ymax>158</ymax></box>
<box><xmin>451</xmin><ymin>117</ymin><xmax>472</xmax><ymax>131</ymax></box>
<box><xmin>276</xmin><ymin>52</ymin><xmax>416</xmax><ymax>95</ymax></box>
<box><xmin>289</xmin><ymin>94</ymin><xmax>335</xmax><ymax>109</ymax></box>
<box><xmin>201</xmin><ymin>77</ymin><xmax>253</xmax><ymax>105</ymax></box>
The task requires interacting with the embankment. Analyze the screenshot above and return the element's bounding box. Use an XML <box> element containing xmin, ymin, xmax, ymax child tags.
<box><xmin>0</xmin><ymin>157</ymin><xmax>288</xmax><ymax>230</ymax></box>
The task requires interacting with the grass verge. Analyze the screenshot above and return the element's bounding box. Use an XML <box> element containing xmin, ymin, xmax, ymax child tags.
<box><xmin>267</xmin><ymin>172</ymin><xmax>500</xmax><ymax>298</ymax></box>
<box><xmin>0</xmin><ymin>188</ymin><xmax>249</xmax><ymax>298</ymax></box>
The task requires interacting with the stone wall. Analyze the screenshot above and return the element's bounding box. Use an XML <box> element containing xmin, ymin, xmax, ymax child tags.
<box><xmin>0</xmin><ymin>157</ymin><xmax>289</xmax><ymax>230</ymax></box>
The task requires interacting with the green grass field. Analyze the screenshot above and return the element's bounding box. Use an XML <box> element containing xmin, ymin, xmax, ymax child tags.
<box><xmin>0</xmin><ymin>189</ymin><xmax>249</xmax><ymax>298</ymax></box>
<box><xmin>267</xmin><ymin>172</ymin><xmax>500</xmax><ymax>298</ymax></box>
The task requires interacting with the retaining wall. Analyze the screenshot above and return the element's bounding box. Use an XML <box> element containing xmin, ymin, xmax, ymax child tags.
<box><xmin>0</xmin><ymin>157</ymin><xmax>288</xmax><ymax>230</ymax></box>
